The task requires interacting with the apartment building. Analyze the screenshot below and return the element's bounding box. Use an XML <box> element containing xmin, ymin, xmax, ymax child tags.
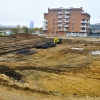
<box><xmin>43</xmin><ymin>7</ymin><xmax>90</xmax><ymax>37</ymax></box>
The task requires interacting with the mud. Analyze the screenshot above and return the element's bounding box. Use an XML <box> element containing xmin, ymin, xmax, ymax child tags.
<box><xmin>0</xmin><ymin>65</ymin><xmax>22</xmax><ymax>80</ymax></box>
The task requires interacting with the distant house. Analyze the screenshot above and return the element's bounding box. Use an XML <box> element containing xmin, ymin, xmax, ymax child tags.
<box><xmin>32</xmin><ymin>31</ymin><xmax>44</xmax><ymax>36</ymax></box>
<box><xmin>6</xmin><ymin>30</ymin><xmax>12</xmax><ymax>34</ymax></box>
<box><xmin>90</xmin><ymin>24</ymin><xmax>100</xmax><ymax>33</ymax></box>
<box><xmin>0</xmin><ymin>31</ymin><xmax>9</xmax><ymax>36</ymax></box>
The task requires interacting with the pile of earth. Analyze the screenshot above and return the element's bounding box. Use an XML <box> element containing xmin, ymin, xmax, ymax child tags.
<box><xmin>0</xmin><ymin>65</ymin><xmax>22</xmax><ymax>80</ymax></box>
<box><xmin>10</xmin><ymin>33</ymin><xmax>42</xmax><ymax>40</ymax></box>
<box><xmin>0</xmin><ymin>33</ymin><xmax>42</xmax><ymax>43</ymax></box>
<box><xmin>0</xmin><ymin>36</ymin><xmax>17</xmax><ymax>43</ymax></box>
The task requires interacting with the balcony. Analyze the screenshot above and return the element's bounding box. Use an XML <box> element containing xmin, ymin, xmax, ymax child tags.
<box><xmin>63</xmin><ymin>16</ymin><xmax>70</xmax><ymax>18</ymax></box>
<box><xmin>58</xmin><ymin>20</ymin><xmax>62</xmax><ymax>23</ymax></box>
<box><xmin>64</xmin><ymin>25</ymin><xmax>69</xmax><ymax>27</ymax></box>
<box><xmin>65</xmin><ymin>16</ymin><xmax>69</xmax><ymax>18</ymax></box>
<box><xmin>58</xmin><ymin>28</ymin><xmax>68</xmax><ymax>31</ymax></box>
<box><xmin>63</xmin><ymin>20</ymin><xmax>69</xmax><ymax>23</ymax></box>
<box><xmin>80</xmin><ymin>25</ymin><xmax>90</xmax><ymax>28</ymax></box>
<box><xmin>58</xmin><ymin>16</ymin><xmax>62</xmax><ymax>18</ymax></box>
<box><xmin>43</xmin><ymin>23</ymin><xmax>48</xmax><ymax>26</ymax></box>
<box><xmin>80</xmin><ymin>30</ymin><xmax>87</xmax><ymax>32</ymax></box>
<box><xmin>64</xmin><ymin>11</ymin><xmax>69</xmax><ymax>14</ymax></box>
<box><xmin>81</xmin><ymin>20</ymin><xmax>88</xmax><ymax>23</ymax></box>
<box><xmin>80</xmin><ymin>25</ymin><xmax>88</xmax><ymax>28</ymax></box>
<box><xmin>58</xmin><ymin>12</ymin><xmax>63</xmax><ymax>14</ymax></box>
<box><xmin>64</xmin><ymin>29</ymin><xmax>68</xmax><ymax>31</ymax></box>
<box><xmin>88</xmin><ymin>21</ymin><xmax>90</xmax><ymax>24</ymax></box>
<box><xmin>43</xmin><ymin>19</ymin><xmax>48</xmax><ymax>23</ymax></box>
<box><xmin>58</xmin><ymin>24</ymin><xmax>62</xmax><ymax>27</ymax></box>
<box><xmin>42</xmin><ymin>28</ymin><xmax>48</xmax><ymax>31</ymax></box>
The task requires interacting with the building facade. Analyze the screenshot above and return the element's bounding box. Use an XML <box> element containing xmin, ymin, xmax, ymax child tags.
<box><xmin>43</xmin><ymin>7</ymin><xmax>90</xmax><ymax>37</ymax></box>
<box><xmin>30</xmin><ymin>21</ymin><xmax>34</xmax><ymax>28</ymax></box>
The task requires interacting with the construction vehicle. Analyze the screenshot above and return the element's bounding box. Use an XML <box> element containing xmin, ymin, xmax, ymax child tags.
<box><xmin>54</xmin><ymin>38</ymin><xmax>62</xmax><ymax>44</ymax></box>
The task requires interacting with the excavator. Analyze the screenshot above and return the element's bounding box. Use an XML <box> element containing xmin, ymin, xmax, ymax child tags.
<box><xmin>54</xmin><ymin>38</ymin><xmax>62</xmax><ymax>44</ymax></box>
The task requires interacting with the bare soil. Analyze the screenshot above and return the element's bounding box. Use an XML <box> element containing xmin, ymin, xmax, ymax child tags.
<box><xmin>0</xmin><ymin>34</ymin><xmax>100</xmax><ymax>100</ymax></box>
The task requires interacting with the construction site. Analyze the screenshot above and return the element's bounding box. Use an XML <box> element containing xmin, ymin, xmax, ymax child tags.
<box><xmin>0</xmin><ymin>33</ymin><xmax>100</xmax><ymax>100</ymax></box>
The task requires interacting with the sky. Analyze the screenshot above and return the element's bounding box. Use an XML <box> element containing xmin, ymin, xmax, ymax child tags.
<box><xmin>0</xmin><ymin>0</ymin><xmax>100</xmax><ymax>28</ymax></box>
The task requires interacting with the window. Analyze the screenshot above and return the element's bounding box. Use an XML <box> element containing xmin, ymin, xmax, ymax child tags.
<box><xmin>72</xmin><ymin>28</ymin><xmax>74</xmax><ymax>30</ymax></box>
<box><xmin>73</xmin><ymin>19</ymin><xmax>75</xmax><ymax>21</ymax></box>
<box><xmin>53</xmin><ymin>19</ymin><xmax>55</xmax><ymax>21</ymax></box>
<box><xmin>69</xmin><ymin>10</ymin><xmax>72</xmax><ymax>12</ymax></box>
<box><xmin>72</xmin><ymin>23</ymin><xmax>75</xmax><ymax>26</ymax></box>
<box><xmin>53</xmin><ymin>27</ymin><xmax>55</xmax><ymax>29</ymax></box>
<box><xmin>52</xmin><ymin>32</ymin><xmax>54</xmax><ymax>34</ymax></box>
<box><xmin>56</xmin><ymin>32</ymin><xmax>58</xmax><ymax>34</ymax></box>
<box><xmin>53</xmin><ymin>23</ymin><xmax>55</xmax><ymax>25</ymax></box>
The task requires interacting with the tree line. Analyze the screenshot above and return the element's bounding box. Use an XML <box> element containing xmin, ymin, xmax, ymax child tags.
<box><xmin>0</xmin><ymin>25</ymin><xmax>43</xmax><ymax>34</ymax></box>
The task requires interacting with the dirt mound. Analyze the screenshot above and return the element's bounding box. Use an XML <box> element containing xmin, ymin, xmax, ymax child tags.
<box><xmin>0</xmin><ymin>36</ymin><xmax>17</xmax><ymax>43</ymax></box>
<box><xmin>0</xmin><ymin>33</ymin><xmax>42</xmax><ymax>43</ymax></box>
<box><xmin>11</xmin><ymin>33</ymin><xmax>41</xmax><ymax>40</ymax></box>
<box><xmin>0</xmin><ymin>65</ymin><xmax>22</xmax><ymax>80</ymax></box>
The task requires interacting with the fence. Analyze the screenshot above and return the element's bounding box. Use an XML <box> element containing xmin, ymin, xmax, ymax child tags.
<box><xmin>87</xmin><ymin>33</ymin><xmax>100</xmax><ymax>37</ymax></box>
<box><xmin>66</xmin><ymin>33</ymin><xmax>87</xmax><ymax>37</ymax></box>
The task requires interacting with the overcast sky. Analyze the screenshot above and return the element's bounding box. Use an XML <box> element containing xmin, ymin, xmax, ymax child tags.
<box><xmin>0</xmin><ymin>0</ymin><xmax>99</xmax><ymax>27</ymax></box>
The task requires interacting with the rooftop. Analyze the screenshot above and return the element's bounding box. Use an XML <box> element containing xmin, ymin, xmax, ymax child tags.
<box><xmin>48</xmin><ymin>7</ymin><xmax>82</xmax><ymax>11</ymax></box>
<box><xmin>43</xmin><ymin>7</ymin><xmax>90</xmax><ymax>16</ymax></box>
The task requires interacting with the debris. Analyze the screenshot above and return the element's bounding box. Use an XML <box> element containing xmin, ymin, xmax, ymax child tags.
<box><xmin>35</xmin><ymin>42</ymin><xmax>56</xmax><ymax>49</ymax></box>
<box><xmin>91</xmin><ymin>51</ymin><xmax>100</xmax><ymax>55</ymax></box>
<box><xmin>35</xmin><ymin>45</ymin><xmax>43</xmax><ymax>49</ymax></box>
<box><xmin>45</xmin><ymin>42</ymin><xmax>56</xmax><ymax>47</ymax></box>
<box><xmin>41</xmin><ymin>44</ymin><xmax>49</xmax><ymax>49</ymax></box>
<box><xmin>16</xmin><ymin>49</ymin><xmax>36</xmax><ymax>55</ymax></box>
<box><xmin>71</xmin><ymin>47</ymin><xmax>83</xmax><ymax>50</ymax></box>
<box><xmin>48</xmin><ymin>43</ymin><xmax>56</xmax><ymax>47</ymax></box>
<box><xmin>17</xmin><ymin>49</ymin><xmax>30</xmax><ymax>54</ymax></box>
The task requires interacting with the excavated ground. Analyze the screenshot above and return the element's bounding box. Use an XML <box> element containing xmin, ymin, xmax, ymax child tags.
<box><xmin>0</xmin><ymin>35</ymin><xmax>100</xmax><ymax>100</ymax></box>
<box><xmin>0</xmin><ymin>33</ymin><xmax>52</xmax><ymax>55</ymax></box>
